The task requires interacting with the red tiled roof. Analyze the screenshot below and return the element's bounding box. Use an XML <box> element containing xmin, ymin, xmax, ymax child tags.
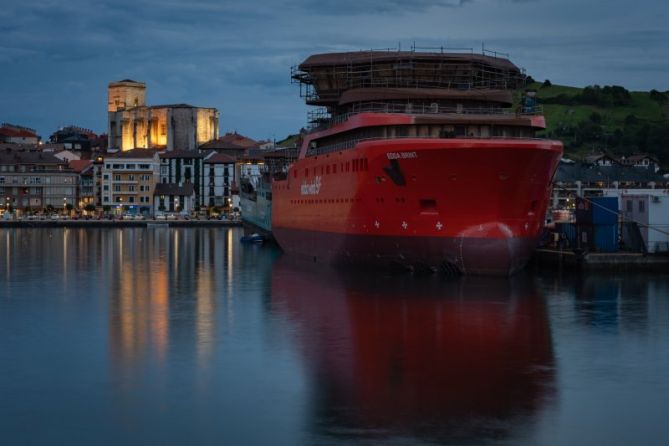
<box><xmin>68</xmin><ymin>159</ymin><xmax>93</xmax><ymax>173</ymax></box>
<box><xmin>216</xmin><ymin>132</ymin><xmax>259</xmax><ymax>148</ymax></box>
<box><xmin>0</xmin><ymin>127</ymin><xmax>37</xmax><ymax>138</ymax></box>
<box><xmin>205</xmin><ymin>153</ymin><xmax>236</xmax><ymax>164</ymax></box>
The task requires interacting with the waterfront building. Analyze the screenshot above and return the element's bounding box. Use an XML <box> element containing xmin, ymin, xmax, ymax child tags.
<box><xmin>92</xmin><ymin>155</ymin><xmax>104</xmax><ymax>207</ymax></box>
<box><xmin>614</xmin><ymin>192</ymin><xmax>669</xmax><ymax>253</ymax></box>
<box><xmin>0</xmin><ymin>124</ymin><xmax>39</xmax><ymax>145</ymax></box>
<box><xmin>0</xmin><ymin>148</ymin><xmax>77</xmax><ymax>212</ymax></box>
<box><xmin>203</xmin><ymin>152</ymin><xmax>237</xmax><ymax>210</ymax></box>
<box><xmin>153</xmin><ymin>183</ymin><xmax>195</xmax><ymax>215</ymax></box>
<box><xmin>159</xmin><ymin>150</ymin><xmax>207</xmax><ymax>207</ymax></box>
<box><xmin>49</xmin><ymin>126</ymin><xmax>98</xmax><ymax>151</ymax></box>
<box><xmin>68</xmin><ymin>160</ymin><xmax>94</xmax><ymax>209</ymax></box>
<box><xmin>101</xmin><ymin>148</ymin><xmax>160</xmax><ymax>215</ymax></box>
<box><xmin>551</xmin><ymin>159</ymin><xmax>667</xmax><ymax>209</ymax></box>
<box><xmin>107</xmin><ymin>80</ymin><xmax>219</xmax><ymax>152</ymax></box>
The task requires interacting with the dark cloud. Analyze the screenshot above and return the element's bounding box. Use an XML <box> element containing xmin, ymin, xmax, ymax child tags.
<box><xmin>289</xmin><ymin>0</ymin><xmax>472</xmax><ymax>15</ymax></box>
<box><xmin>0</xmin><ymin>0</ymin><xmax>666</xmax><ymax>140</ymax></box>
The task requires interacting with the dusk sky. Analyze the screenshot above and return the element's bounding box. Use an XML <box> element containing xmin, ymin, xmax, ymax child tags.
<box><xmin>2</xmin><ymin>0</ymin><xmax>668</xmax><ymax>141</ymax></box>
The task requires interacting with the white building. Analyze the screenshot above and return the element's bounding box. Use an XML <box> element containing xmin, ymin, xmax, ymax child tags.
<box><xmin>159</xmin><ymin>150</ymin><xmax>207</xmax><ymax>206</ymax></box>
<box><xmin>203</xmin><ymin>152</ymin><xmax>237</xmax><ymax>209</ymax></box>
<box><xmin>619</xmin><ymin>193</ymin><xmax>669</xmax><ymax>253</ymax></box>
<box><xmin>153</xmin><ymin>183</ymin><xmax>196</xmax><ymax>215</ymax></box>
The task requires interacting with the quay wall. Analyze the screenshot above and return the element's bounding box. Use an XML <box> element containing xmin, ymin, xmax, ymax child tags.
<box><xmin>0</xmin><ymin>220</ymin><xmax>241</xmax><ymax>229</ymax></box>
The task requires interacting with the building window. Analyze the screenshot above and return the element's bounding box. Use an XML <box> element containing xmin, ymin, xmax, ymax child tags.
<box><xmin>128</xmin><ymin>197</ymin><xmax>134</xmax><ymax>203</ymax></box>
<box><xmin>114</xmin><ymin>175</ymin><xmax>121</xmax><ymax>181</ymax></box>
<box><xmin>103</xmin><ymin>185</ymin><xmax>109</xmax><ymax>191</ymax></box>
<box><xmin>128</xmin><ymin>185</ymin><xmax>135</xmax><ymax>192</ymax></box>
<box><xmin>128</xmin><ymin>175</ymin><xmax>135</xmax><ymax>181</ymax></box>
<box><xmin>126</xmin><ymin>164</ymin><xmax>136</xmax><ymax>169</ymax></box>
<box><xmin>114</xmin><ymin>185</ymin><xmax>121</xmax><ymax>192</ymax></box>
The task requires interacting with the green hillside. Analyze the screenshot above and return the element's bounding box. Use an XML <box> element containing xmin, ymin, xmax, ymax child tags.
<box><xmin>525</xmin><ymin>82</ymin><xmax>669</xmax><ymax>163</ymax></box>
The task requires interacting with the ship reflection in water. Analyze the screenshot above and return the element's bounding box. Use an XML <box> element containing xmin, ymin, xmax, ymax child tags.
<box><xmin>270</xmin><ymin>257</ymin><xmax>556</xmax><ymax>444</ymax></box>
<box><xmin>3</xmin><ymin>228</ymin><xmax>669</xmax><ymax>445</ymax></box>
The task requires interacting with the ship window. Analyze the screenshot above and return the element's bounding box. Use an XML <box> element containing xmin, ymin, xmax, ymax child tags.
<box><xmin>333</xmin><ymin>164</ymin><xmax>337</xmax><ymax>173</ymax></box>
<box><xmin>639</xmin><ymin>200</ymin><xmax>645</xmax><ymax>213</ymax></box>
<box><xmin>346</xmin><ymin>162</ymin><xmax>350</xmax><ymax>172</ymax></box>
<box><xmin>363</xmin><ymin>158</ymin><xmax>368</xmax><ymax>170</ymax></box>
<box><xmin>353</xmin><ymin>159</ymin><xmax>358</xmax><ymax>171</ymax></box>
<box><xmin>455</xmin><ymin>125</ymin><xmax>466</xmax><ymax>137</ymax></box>
<box><xmin>326</xmin><ymin>165</ymin><xmax>330</xmax><ymax>174</ymax></box>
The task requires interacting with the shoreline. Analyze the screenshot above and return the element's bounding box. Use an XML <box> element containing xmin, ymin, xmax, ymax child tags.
<box><xmin>0</xmin><ymin>219</ymin><xmax>242</xmax><ymax>228</ymax></box>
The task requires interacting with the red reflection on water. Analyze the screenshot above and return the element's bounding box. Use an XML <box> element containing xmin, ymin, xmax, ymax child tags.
<box><xmin>271</xmin><ymin>257</ymin><xmax>555</xmax><ymax>440</ymax></box>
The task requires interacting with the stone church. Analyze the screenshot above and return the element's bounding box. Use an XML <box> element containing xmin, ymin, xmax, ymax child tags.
<box><xmin>107</xmin><ymin>79</ymin><xmax>219</xmax><ymax>152</ymax></box>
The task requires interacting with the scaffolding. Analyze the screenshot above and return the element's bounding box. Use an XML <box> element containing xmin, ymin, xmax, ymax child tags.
<box><xmin>291</xmin><ymin>50</ymin><xmax>525</xmax><ymax>107</ymax></box>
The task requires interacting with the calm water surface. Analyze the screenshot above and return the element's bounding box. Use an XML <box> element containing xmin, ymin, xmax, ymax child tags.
<box><xmin>1</xmin><ymin>228</ymin><xmax>668</xmax><ymax>445</ymax></box>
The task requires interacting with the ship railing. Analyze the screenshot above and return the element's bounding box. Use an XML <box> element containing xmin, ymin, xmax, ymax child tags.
<box><xmin>307</xmin><ymin>102</ymin><xmax>542</xmax><ymax>130</ymax></box>
<box><xmin>348</xmin><ymin>102</ymin><xmax>543</xmax><ymax>116</ymax></box>
<box><xmin>302</xmin><ymin>78</ymin><xmax>522</xmax><ymax>102</ymax></box>
<box><xmin>306</xmin><ymin>135</ymin><xmax>549</xmax><ymax>157</ymax></box>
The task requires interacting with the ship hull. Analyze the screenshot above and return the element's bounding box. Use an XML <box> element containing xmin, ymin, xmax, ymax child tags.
<box><xmin>272</xmin><ymin>228</ymin><xmax>538</xmax><ymax>275</ymax></box>
<box><xmin>240</xmin><ymin>179</ymin><xmax>273</xmax><ymax>236</ymax></box>
<box><xmin>272</xmin><ymin>138</ymin><xmax>562</xmax><ymax>275</ymax></box>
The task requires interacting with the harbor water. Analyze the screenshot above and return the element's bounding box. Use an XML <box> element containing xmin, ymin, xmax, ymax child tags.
<box><xmin>1</xmin><ymin>227</ymin><xmax>669</xmax><ymax>445</ymax></box>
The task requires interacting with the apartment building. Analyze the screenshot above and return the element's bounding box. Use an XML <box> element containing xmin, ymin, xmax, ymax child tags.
<box><xmin>159</xmin><ymin>150</ymin><xmax>206</xmax><ymax>206</ymax></box>
<box><xmin>203</xmin><ymin>152</ymin><xmax>237</xmax><ymax>209</ymax></box>
<box><xmin>0</xmin><ymin>148</ymin><xmax>77</xmax><ymax>211</ymax></box>
<box><xmin>101</xmin><ymin>149</ymin><xmax>160</xmax><ymax>215</ymax></box>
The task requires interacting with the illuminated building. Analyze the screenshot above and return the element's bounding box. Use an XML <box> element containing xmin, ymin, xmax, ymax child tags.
<box><xmin>107</xmin><ymin>80</ymin><xmax>219</xmax><ymax>152</ymax></box>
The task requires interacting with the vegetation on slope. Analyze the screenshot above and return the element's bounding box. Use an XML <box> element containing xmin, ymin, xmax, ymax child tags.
<box><xmin>527</xmin><ymin>80</ymin><xmax>669</xmax><ymax>166</ymax></box>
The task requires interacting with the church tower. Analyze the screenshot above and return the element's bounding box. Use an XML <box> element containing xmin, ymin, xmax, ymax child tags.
<box><xmin>107</xmin><ymin>80</ymin><xmax>146</xmax><ymax>150</ymax></box>
<box><xmin>107</xmin><ymin>79</ymin><xmax>146</xmax><ymax>112</ymax></box>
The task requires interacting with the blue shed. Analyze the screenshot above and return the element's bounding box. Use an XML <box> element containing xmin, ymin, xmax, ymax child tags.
<box><xmin>591</xmin><ymin>197</ymin><xmax>619</xmax><ymax>225</ymax></box>
<box><xmin>593</xmin><ymin>224</ymin><xmax>619</xmax><ymax>253</ymax></box>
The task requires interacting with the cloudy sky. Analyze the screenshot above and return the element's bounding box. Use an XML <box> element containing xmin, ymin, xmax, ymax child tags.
<box><xmin>1</xmin><ymin>0</ymin><xmax>668</xmax><ymax>141</ymax></box>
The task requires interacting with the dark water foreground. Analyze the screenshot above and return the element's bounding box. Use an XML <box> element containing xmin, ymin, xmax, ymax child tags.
<box><xmin>1</xmin><ymin>228</ymin><xmax>668</xmax><ymax>446</ymax></box>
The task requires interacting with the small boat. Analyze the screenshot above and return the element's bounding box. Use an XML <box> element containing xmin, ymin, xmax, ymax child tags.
<box><xmin>240</xmin><ymin>233</ymin><xmax>265</xmax><ymax>244</ymax></box>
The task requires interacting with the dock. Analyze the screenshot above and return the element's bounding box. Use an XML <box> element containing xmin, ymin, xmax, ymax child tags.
<box><xmin>532</xmin><ymin>248</ymin><xmax>669</xmax><ymax>272</ymax></box>
<box><xmin>0</xmin><ymin>219</ymin><xmax>242</xmax><ymax>229</ymax></box>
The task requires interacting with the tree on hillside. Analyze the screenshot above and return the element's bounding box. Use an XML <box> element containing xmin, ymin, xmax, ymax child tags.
<box><xmin>650</xmin><ymin>89</ymin><xmax>668</xmax><ymax>103</ymax></box>
<box><xmin>542</xmin><ymin>79</ymin><xmax>552</xmax><ymax>87</ymax></box>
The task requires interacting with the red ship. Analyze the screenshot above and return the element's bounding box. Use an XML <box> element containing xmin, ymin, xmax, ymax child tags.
<box><xmin>272</xmin><ymin>49</ymin><xmax>562</xmax><ymax>275</ymax></box>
